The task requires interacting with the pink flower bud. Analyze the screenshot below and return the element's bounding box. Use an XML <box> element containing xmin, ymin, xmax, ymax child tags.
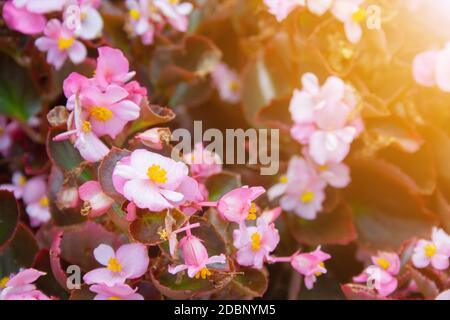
<box><xmin>136</xmin><ymin>128</ymin><xmax>171</xmax><ymax>150</ymax></box>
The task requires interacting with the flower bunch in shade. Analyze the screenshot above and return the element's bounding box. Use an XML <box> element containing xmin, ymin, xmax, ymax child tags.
<box><xmin>125</xmin><ymin>0</ymin><xmax>194</xmax><ymax>45</ymax></box>
<box><xmin>263</xmin><ymin>0</ymin><xmax>368</xmax><ymax>44</ymax></box>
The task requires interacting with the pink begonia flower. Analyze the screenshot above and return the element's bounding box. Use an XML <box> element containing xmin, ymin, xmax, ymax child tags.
<box><xmin>83</xmin><ymin>243</ymin><xmax>149</xmax><ymax>286</ymax></box>
<box><xmin>113</xmin><ymin>149</ymin><xmax>191</xmax><ymax>211</ymax></box>
<box><xmin>268</xmin><ymin>156</ymin><xmax>326</xmax><ymax>220</ymax></box>
<box><xmin>436</xmin><ymin>289</ymin><xmax>450</xmax><ymax>300</ymax></box>
<box><xmin>78</xmin><ymin>84</ymin><xmax>140</xmax><ymax>139</ymax></box>
<box><xmin>0</xmin><ymin>268</ymin><xmax>50</xmax><ymax>300</ymax></box>
<box><xmin>0</xmin><ymin>171</ymin><xmax>28</xmax><ymax>199</ymax></box>
<box><xmin>22</xmin><ymin>176</ymin><xmax>51</xmax><ymax>227</ymax></box>
<box><xmin>94</xmin><ymin>46</ymin><xmax>137</xmax><ymax>89</ymax></box>
<box><xmin>89</xmin><ymin>283</ymin><xmax>143</xmax><ymax>300</ymax></box>
<box><xmin>302</xmin><ymin>148</ymin><xmax>351</xmax><ymax>188</ymax></box>
<box><xmin>67</xmin><ymin>0</ymin><xmax>104</xmax><ymax>40</ymax></box>
<box><xmin>290</xmin><ymin>246</ymin><xmax>331</xmax><ymax>290</ymax></box>
<box><xmin>263</xmin><ymin>0</ymin><xmax>304</xmax><ymax>22</ymax></box>
<box><xmin>211</xmin><ymin>63</ymin><xmax>241</xmax><ymax>104</ymax></box>
<box><xmin>53</xmin><ymin>95</ymin><xmax>110</xmax><ymax>162</ymax></box>
<box><xmin>125</xmin><ymin>0</ymin><xmax>163</xmax><ymax>45</ymax></box>
<box><xmin>154</xmin><ymin>0</ymin><xmax>193</xmax><ymax>32</ymax></box>
<box><xmin>168</xmin><ymin>234</ymin><xmax>226</xmax><ymax>279</ymax></box>
<box><xmin>353</xmin><ymin>252</ymin><xmax>400</xmax><ymax>297</ymax></box>
<box><xmin>2</xmin><ymin>1</ymin><xmax>46</xmax><ymax>35</ymax></box>
<box><xmin>183</xmin><ymin>143</ymin><xmax>223</xmax><ymax>180</ymax></box>
<box><xmin>412</xmin><ymin>227</ymin><xmax>450</xmax><ymax>270</ymax></box>
<box><xmin>233</xmin><ymin>217</ymin><xmax>280</xmax><ymax>269</ymax></box>
<box><xmin>35</xmin><ymin>19</ymin><xmax>87</xmax><ymax>70</ymax></box>
<box><xmin>355</xmin><ymin>265</ymin><xmax>397</xmax><ymax>297</ymax></box>
<box><xmin>331</xmin><ymin>0</ymin><xmax>366</xmax><ymax>44</ymax></box>
<box><xmin>135</xmin><ymin>127</ymin><xmax>170</xmax><ymax>150</ymax></box>
<box><xmin>216</xmin><ymin>186</ymin><xmax>266</xmax><ymax>224</ymax></box>
<box><xmin>78</xmin><ymin>181</ymin><xmax>114</xmax><ymax>217</ymax></box>
<box><xmin>289</xmin><ymin>73</ymin><xmax>362</xmax><ymax>165</ymax></box>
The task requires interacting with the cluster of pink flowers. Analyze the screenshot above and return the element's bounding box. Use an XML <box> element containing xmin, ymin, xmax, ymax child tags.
<box><xmin>412</xmin><ymin>227</ymin><xmax>450</xmax><ymax>271</ymax></box>
<box><xmin>0</xmin><ymin>269</ymin><xmax>49</xmax><ymax>300</ymax></box>
<box><xmin>268</xmin><ymin>73</ymin><xmax>361</xmax><ymax>220</ymax></box>
<box><xmin>54</xmin><ymin>46</ymin><xmax>146</xmax><ymax>162</ymax></box>
<box><xmin>125</xmin><ymin>0</ymin><xmax>193</xmax><ymax>45</ymax></box>
<box><xmin>83</xmin><ymin>243</ymin><xmax>149</xmax><ymax>300</ymax></box>
<box><xmin>348</xmin><ymin>228</ymin><xmax>450</xmax><ymax>298</ymax></box>
<box><xmin>3</xmin><ymin>0</ymin><xmax>103</xmax><ymax>69</ymax></box>
<box><xmin>353</xmin><ymin>252</ymin><xmax>401</xmax><ymax>297</ymax></box>
<box><xmin>0</xmin><ymin>172</ymin><xmax>51</xmax><ymax>227</ymax></box>
<box><xmin>263</xmin><ymin>0</ymin><xmax>367</xmax><ymax>43</ymax></box>
<box><xmin>413</xmin><ymin>43</ymin><xmax>450</xmax><ymax>92</ymax></box>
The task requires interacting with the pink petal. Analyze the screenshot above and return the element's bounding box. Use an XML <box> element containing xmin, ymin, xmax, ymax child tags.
<box><xmin>93</xmin><ymin>244</ymin><xmax>115</xmax><ymax>266</ymax></box>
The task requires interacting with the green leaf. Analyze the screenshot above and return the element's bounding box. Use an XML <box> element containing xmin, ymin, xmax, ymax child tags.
<box><xmin>0</xmin><ymin>191</ymin><xmax>20</xmax><ymax>249</ymax></box>
<box><xmin>98</xmin><ymin>147</ymin><xmax>131</xmax><ymax>201</ymax></box>
<box><xmin>346</xmin><ymin>158</ymin><xmax>437</xmax><ymax>250</ymax></box>
<box><xmin>0</xmin><ymin>54</ymin><xmax>40</xmax><ymax>121</ymax></box>
<box><xmin>47</xmin><ymin>126</ymin><xmax>84</xmax><ymax>172</ymax></box>
<box><xmin>230</xmin><ymin>267</ymin><xmax>269</xmax><ymax>298</ymax></box>
<box><xmin>0</xmin><ymin>223</ymin><xmax>39</xmax><ymax>277</ymax></box>
<box><xmin>288</xmin><ymin>202</ymin><xmax>357</xmax><ymax>246</ymax></box>
<box><xmin>60</xmin><ymin>221</ymin><xmax>122</xmax><ymax>271</ymax></box>
<box><xmin>129</xmin><ymin>209</ymin><xmax>188</xmax><ymax>246</ymax></box>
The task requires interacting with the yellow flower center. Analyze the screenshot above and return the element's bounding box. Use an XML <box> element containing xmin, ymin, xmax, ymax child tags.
<box><xmin>0</xmin><ymin>276</ymin><xmax>10</xmax><ymax>289</ymax></box>
<box><xmin>129</xmin><ymin>9</ymin><xmax>140</xmax><ymax>20</ymax></box>
<box><xmin>315</xmin><ymin>262</ymin><xmax>325</xmax><ymax>277</ymax></box>
<box><xmin>158</xmin><ymin>229</ymin><xmax>168</xmax><ymax>241</ymax></box>
<box><xmin>90</xmin><ymin>106</ymin><xmax>113</xmax><ymax>122</ymax></box>
<box><xmin>107</xmin><ymin>257</ymin><xmax>122</xmax><ymax>273</ymax></box>
<box><xmin>107</xmin><ymin>296</ymin><xmax>121</xmax><ymax>300</ymax></box>
<box><xmin>82</xmin><ymin>121</ymin><xmax>92</xmax><ymax>133</ymax></box>
<box><xmin>377</xmin><ymin>258</ymin><xmax>391</xmax><ymax>270</ymax></box>
<box><xmin>195</xmin><ymin>267</ymin><xmax>212</xmax><ymax>279</ymax></box>
<box><xmin>424</xmin><ymin>244</ymin><xmax>437</xmax><ymax>257</ymax></box>
<box><xmin>228</xmin><ymin>80</ymin><xmax>239</xmax><ymax>92</ymax></box>
<box><xmin>341</xmin><ymin>47</ymin><xmax>354</xmax><ymax>60</ymax></box>
<box><xmin>18</xmin><ymin>175</ymin><xmax>27</xmax><ymax>186</ymax></box>
<box><xmin>318</xmin><ymin>165</ymin><xmax>329</xmax><ymax>171</ymax></box>
<box><xmin>300</xmin><ymin>191</ymin><xmax>315</xmax><ymax>204</ymax></box>
<box><xmin>352</xmin><ymin>8</ymin><xmax>366</xmax><ymax>23</ymax></box>
<box><xmin>279</xmin><ymin>175</ymin><xmax>288</xmax><ymax>184</ymax></box>
<box><xmin>251</xmin><ymin>232</ymin><xmax>261</xmax><ymax>251</ymax></box>
<box><xmin>247</xmin><ymin>202</ymin><xmax>258</xmax><ymax>221</ymax></box>
<box><xmin>39</xmin><ymin>196</ymin><xmax>49</xmax><ymax>207</ymax></box>
<box><xmin>58</xmin><ymin>37</ymin><xmax>75</xmax><ymax>50</ymax></box>
<box><xmin>147</xmin><ymin>165</ymin><xmax>168</xmax><ymax>184</ymax></box>
<box><xmin>168</xmin><ymin>0</ymin><xmax>180</xmax><ymax>4</ymax></box>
